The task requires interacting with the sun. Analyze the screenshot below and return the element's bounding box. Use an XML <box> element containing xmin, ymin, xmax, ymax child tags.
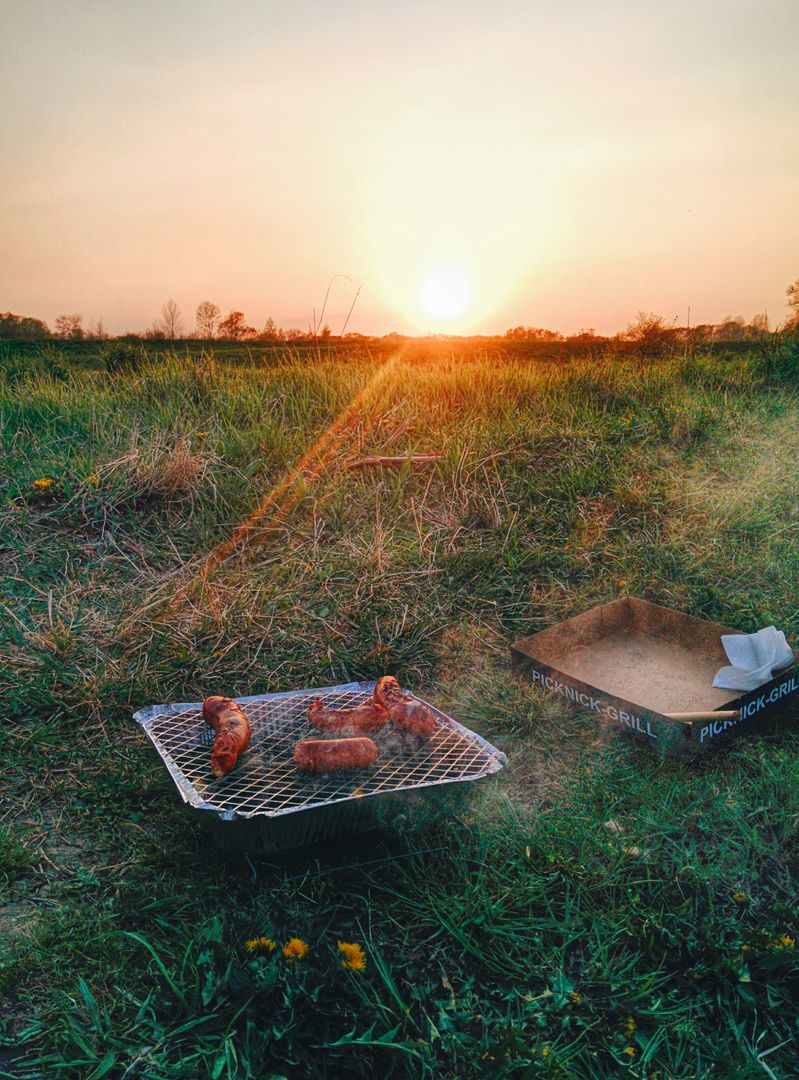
<box><xmin>418</xmin><ymin>269</ymin><xmax>472</xmax><ymax>322</ymax></box>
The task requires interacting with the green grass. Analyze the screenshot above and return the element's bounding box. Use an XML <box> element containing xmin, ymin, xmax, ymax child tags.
<box><xmin>1</xmin><ymin>340</ymin><xmax>798</xmax><ymax>1078</ymax></box>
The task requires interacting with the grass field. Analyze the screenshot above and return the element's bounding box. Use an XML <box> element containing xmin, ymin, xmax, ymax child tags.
<box><xmin>2</xmin><ymin>338</ymin><xmax>799</xmax><ymax>1079</ymax></box>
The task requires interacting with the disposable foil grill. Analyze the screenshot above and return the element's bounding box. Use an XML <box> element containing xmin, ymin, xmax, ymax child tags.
<box><xmin>133</xmin><ymin>681</ymin><xmax>506</xmax><ymax>823</ymax></box>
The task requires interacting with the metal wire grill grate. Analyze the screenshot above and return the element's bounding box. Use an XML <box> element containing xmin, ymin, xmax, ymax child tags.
<box><xmin>138</xmin><ymin>684</ymin><xmax>505</xmax><ymax>819</ymax></box>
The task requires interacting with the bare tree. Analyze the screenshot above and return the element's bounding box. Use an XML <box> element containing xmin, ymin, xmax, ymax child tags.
<box><xmin>87</xmin><ymin>317</ymin><xmax>109</xmax><ymax>340</ymax></box>
<box><xmin>158</xmin><ymin>299</ymin><xmax>183</xmax><ymax>340</ymax></box>
<box><xmin>54</xmin><ymin>314</ymin><xmax>84</xmax><ymax>339</ymax></box>
<box><xmin>196</xmin><ymin>300</ymin><xmax>221</xmax><ymax>339</ymax></box>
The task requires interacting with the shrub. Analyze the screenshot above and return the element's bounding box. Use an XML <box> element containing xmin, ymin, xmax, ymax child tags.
<box><xmin>100</xmin><ymin>341</ymin><xmax>147</xmax><ymax>373</ymax></box>
<box><xmin>753</xmin><ymin>334</ymin><xmax>799</xmax><ymax>384</ymax></box>
<box><xmin>623</xmin><ymin>311</ymin><xmax>678</xmax><ymax>357</ymax></box>
<box><xmin>37</xmin><ymin>344</ymin><xmax>70</xmax><ymax>379</ymax></box>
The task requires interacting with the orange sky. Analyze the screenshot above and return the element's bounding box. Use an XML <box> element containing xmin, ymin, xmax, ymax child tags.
<box><xmin>2</xmin><ymin>1</ymin><xmax>798</xmax><ymax>336</ymax></box>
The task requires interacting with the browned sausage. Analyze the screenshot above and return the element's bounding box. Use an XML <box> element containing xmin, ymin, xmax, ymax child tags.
<box><xmin>373</xmin><ymin>676</ymin><xmax>436</xmax><ymax>738</ymax></box>
<box><xmin>203</xmin><ymin>696</ymin><xmax>252</xmax><ymax>777</ymax></box>
<box><xmin>294</xmin><ymin>737</ymin><xmax>378</xmax><ymax>772</ymax></box>
<box><xmin>308</xmin><ymin>698</ymin><xmax>388</xmax><ymax>733</ymax></box>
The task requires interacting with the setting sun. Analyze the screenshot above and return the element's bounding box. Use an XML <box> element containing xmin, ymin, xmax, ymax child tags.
<box><xmin>418</xmin><ymin>270</ymin><xmax>472</xmax><ymax>322</ymax></box>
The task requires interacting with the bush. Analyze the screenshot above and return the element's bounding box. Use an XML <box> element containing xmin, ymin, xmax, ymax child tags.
<box><xmin>37</xmin><ymin>344</ymin><xmax>70</xmax><ymax>379</ymax></box>
<box><xmin>100</xmin><ymin>341</ymin><xmax>147</xmax><ymax>373</ymax></box>
<box><xmin>623</xmin><ymin>311</ymin><xmax>678</xmax><ymax>357</ymax></box>
<box><xmin>753</xmin><ymin>334</ymin><xmax>799</xmax><ymax>384</ymax></box>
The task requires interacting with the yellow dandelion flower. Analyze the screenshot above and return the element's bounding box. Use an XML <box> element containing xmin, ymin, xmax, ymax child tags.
<box><xmin>282</xmin><ymin>937</ymin><xmax>309</xmax><ymax>962</ymax></box>
<box><xmin>625</xmin><ymin>1046</ymin><xmax>636</xmax><ymax>1057</ymax></box>
<box><xmin>569</xmin><ymin>991</ymin><xmax>583</xmax><ymax>1004</ymax></box>
<box><xmin>245</xmin><ymin>936</ymin><xmax>277</xmax><ymax>955</ymax></box>
<box><xmin>541</xmin><ymin>1047</ymin><xmax>549</xmax><ymax>1058</ymax></box>
<box><xmin>732</xmin><ymin>891</ymin><xmax>748</xmax><ymax>903</ymax></box>
<box><xmin>32</xmin><ymin>478</ymin><xmax>53</xmax><ymax>490</ymax></box>
<box><xmin>338</xmin><ymin>941</ymin><xmax>367</xmax><ymax>972</ymax></box>
<box><xmin>85</xmin><ymin>474</ymin><xmax>100</xmax><ymax>486</ymax></box>
<box><xmin>196</xmin><ymin>431</ymin><xmax>208</xmax><ymax>439</ymax></box>
<box><xmin>767</xmin><ymin>934</ymin><xmax>796</xmax><ymax>951</ymax></box>
<box><xmin>625</xmin><ymin>1017</ymin><xmax>636</xmax><ymax>1035</ymax></box>
<box><xmin>617</xmin><ymin>578</ymin><xmax>627</xmax><ymax>589</ymax></box>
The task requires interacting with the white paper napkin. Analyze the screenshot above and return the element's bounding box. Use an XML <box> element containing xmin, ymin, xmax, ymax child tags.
<box><xmin>713</xmin><ymin>626</ymin><xmax>794</xmax><ymax>692</ymax></box>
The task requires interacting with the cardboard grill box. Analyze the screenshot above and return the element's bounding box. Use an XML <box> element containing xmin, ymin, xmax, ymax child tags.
<box><xmin>511</xmin><ymin>597</ymin><xmax>799</xmax><ymax>755</ymax></box>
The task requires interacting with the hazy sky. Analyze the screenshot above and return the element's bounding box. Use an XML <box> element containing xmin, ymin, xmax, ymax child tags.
<box><xmin>2</xmin><ymin>0</ymin><xmax>798</xmax><ymax>335</ymax></box>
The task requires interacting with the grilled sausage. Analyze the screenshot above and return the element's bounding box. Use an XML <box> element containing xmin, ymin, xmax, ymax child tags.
<box><xmin>373</xmin><ymin>676</ymin><xmax>436</xmax><ymax>738</ymax></box>
<box><xmin>294</xmin><ymin>737</ymin><xmax>378</xmax><ymax>772</ymax></box>
<box><xmin>203</xmin><ymin>696</ymin><xmax>252</xmax><ymax>777</ymax></box>
<box><xmin>308</xmin><ymin>698</ymin><xmax>388</xmax><ymax>733</ymax></box>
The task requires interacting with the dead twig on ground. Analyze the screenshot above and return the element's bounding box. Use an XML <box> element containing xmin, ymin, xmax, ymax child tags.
<box><xmin>343</xmin><ymin>453</ymin><xmax>444</xmax><ymax>470</ymax></box>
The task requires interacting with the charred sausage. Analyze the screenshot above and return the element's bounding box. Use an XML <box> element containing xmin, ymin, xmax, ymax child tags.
<box><xmin>308</xmin><ymin>698</ymin><xmax>388</xmax><ymax>734</ymax></box>
<box><xmin>373</xmin><ymin>676</ymin><xmax>436</xmax><ymax>738</ymax></box>
<box><xmin>294</xmin><ymin>737</ymin><xmax>378</xmax><ymax>772</ymax></box>
<box><xmin>203</xmin><ymin>696</ymin><xmax>252</xmax><ymax>777</ymax></box>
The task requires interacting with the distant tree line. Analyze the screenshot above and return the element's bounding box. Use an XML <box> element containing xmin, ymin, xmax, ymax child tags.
<box><xmin>145</xmin><ymin>299</ymin><xmax>322</xmax><ymax>342</ymax></box>
<box><xmin>0</xmin><ymin>311</ymin><xmax>109</xmax><ymax>340</ymax></box>
<box><xmin>0</xmin><ymin>312</ymin><xmax>51</xmax><ymax>340</ymax></box>
<box><xmin>504</xmin><ymin>310</ymin><xmax>787</xmax><ymax>354</ymax></box>
<box><xmin>502</xmin><ymin>278</ymin><xmax>799</xmax><ymax>350</ymax></box>
<box><xmin>2</xmin><ymin>276</ymin><xmax>799</xmax><ymax>343</ymax></box>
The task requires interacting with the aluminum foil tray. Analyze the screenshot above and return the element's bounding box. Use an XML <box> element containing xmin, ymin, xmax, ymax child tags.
<box><xmin>133</xmin><ymin>681</ymin><xmax>506</xmax><ymax>849</ymax></box>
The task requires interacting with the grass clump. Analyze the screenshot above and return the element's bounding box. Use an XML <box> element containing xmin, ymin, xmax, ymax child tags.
<box><xmin>95</xmin><ymin>427</ymin><xmax>218</xmax><ymax>507</ymax></box>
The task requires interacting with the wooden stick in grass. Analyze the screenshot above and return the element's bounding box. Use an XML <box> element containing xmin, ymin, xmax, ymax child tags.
<box><xmin>344</xmin><ymin>453</ymin><xmax>444</xmax><ymax>471</ymax></box>
<box><xmin>666</xmin><ymin>710</ymin><xmax>740</xmax><ymax>722</ymax></box>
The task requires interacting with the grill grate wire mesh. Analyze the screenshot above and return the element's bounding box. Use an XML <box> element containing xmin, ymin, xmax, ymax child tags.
<box><xmin>135</xmin><ymin>682</ymin><xmax>506</xmax><ymax>821</ymax></box>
